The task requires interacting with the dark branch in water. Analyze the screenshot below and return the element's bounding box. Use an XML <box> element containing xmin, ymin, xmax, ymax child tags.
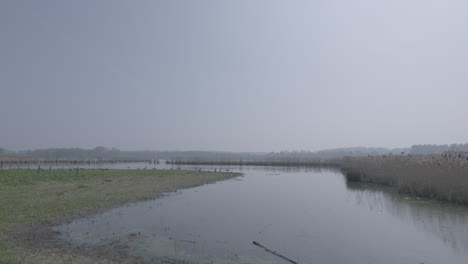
<box><xmin>252</xmin><ymin>241</ymin><xmax>298</xmax><ymax>264</ymax></box>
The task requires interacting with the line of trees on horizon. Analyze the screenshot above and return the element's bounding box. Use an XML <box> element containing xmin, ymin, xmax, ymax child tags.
<box><xmin>1</xmin><ymin>143</ymin><xmax>468</xmax><ymax>161</ymax></box>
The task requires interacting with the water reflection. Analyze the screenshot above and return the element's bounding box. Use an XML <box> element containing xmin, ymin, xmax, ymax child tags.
<box><xmin>346</xmin><ymin>182</ymin><xmax>468</xmax><ymax>253</ymax></box>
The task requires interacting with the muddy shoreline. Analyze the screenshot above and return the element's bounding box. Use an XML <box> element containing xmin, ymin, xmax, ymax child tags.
<box><xmin>1</xmin><ymin>169</ymin><xmax>240</xmax><ymax>264</ymax></box>
<box><xmin>14</xmin><ymin>196</ymin><xmax>185</xmax><ymax>264</ymax></box>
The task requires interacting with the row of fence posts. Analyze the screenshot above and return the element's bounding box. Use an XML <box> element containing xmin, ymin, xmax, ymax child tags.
<box><xmin>0</xmin><ymin>161</ymin><xmax>90</xmax><ymax>171</ymax></box>
<box><xmin>0</xmin><ymin>161</ymin><xmax>80</xmax><ymax>177</ymax></box>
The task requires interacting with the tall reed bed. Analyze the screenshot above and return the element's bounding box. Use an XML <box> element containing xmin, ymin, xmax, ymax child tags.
<box><xmin>340</xmin><ymin>152</ymin><xmax>468</xmax><ymax>204</ymax></box>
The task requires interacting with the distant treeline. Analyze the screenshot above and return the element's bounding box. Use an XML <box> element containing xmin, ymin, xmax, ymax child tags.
<box><xmin>0</xmin><ymin>147</ymin><xmax>267</xmax><ymax>161</ymax></box>
<box><xmin>1</xmin><ymin>143</ymin><xmax>468</xmax><ymax>161</ymax></box>
<box><xmin>408</xmin><ymin>143</ymin><xmax>468</xmax><ymax>155</ymax></box>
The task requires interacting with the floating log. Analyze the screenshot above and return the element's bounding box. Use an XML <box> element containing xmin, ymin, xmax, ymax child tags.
<box><xmin>252</xmin><ymin>241</ymin><xmax>298</xmax><ymax>264</ymax></box>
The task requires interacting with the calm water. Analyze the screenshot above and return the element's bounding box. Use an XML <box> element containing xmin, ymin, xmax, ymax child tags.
<box><xmin>54</xmin><ymin>165</ymin><xmax>468</xmax><ymax>263</ymax></box>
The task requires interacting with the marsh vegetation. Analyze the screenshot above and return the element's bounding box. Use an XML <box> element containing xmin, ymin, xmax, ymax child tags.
<box><xmin>341</xmin><ymin>152</ymin><xmax>468</xmax><ymax>204</ymax></box>
<box><xmin>2</xmin><ymin>151</ymin><xmax>468</xmax><ymax>263</ymax></box>
<box><xmin>54</xmin><ymin>165</ymin><xmax>468</xmax><ymax>264</ymax></box>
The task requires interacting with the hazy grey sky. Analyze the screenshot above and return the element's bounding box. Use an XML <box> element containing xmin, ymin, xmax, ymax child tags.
<box><xmin>1</xmin><ymin>0</ymin><xmax>468</xmax><ymax>152</ymax></box>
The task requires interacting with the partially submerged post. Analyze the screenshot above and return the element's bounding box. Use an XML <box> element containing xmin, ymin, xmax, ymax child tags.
<box><xmin>252</xmin><ymin>241</ymin><xmax>298</xmax><ymax>264</ymax></box>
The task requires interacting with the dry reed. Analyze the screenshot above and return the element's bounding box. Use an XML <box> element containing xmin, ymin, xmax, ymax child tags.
<box><xmin>340</xmin><ymin>151</ymin><xmax>468</xmax><ymax>204</ymax></box>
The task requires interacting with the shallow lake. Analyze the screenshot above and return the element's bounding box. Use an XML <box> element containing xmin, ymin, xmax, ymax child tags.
<box><xmin>54</xmin><ymin>164</ymin><xmax>468</xmax><ymax>263</ymax></box>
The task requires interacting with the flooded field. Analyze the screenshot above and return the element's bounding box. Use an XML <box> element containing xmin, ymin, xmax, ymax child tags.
<box><xmin>54</xmin><ymin>165</ymin><xmax>468</xmax><ymax>264</ymax></box>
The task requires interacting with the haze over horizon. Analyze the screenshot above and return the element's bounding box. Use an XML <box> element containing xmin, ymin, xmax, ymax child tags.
<box><xmin>2</xmin><ymin>0</ymin><xmax>468</xmax><ymax>152</ymax></box>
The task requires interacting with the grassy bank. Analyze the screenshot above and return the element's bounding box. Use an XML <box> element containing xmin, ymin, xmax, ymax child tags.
<box><xmin>340</xmin><ymin>152</ymin><xmax>468</xmax><ymax>204</ymax></box>
<box><xmin>0</xmin><ymin>169</ymin><xmax>238</xmax><ymax>264</ymax></box>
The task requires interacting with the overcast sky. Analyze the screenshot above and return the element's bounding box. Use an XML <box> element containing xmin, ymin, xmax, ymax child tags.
<box><xmin>1</xmin><ymin>0</ymin><xmax>468</xmax><ymax>152</ymax></box>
